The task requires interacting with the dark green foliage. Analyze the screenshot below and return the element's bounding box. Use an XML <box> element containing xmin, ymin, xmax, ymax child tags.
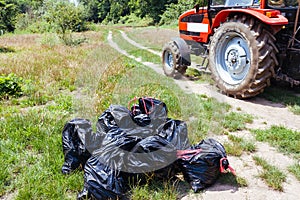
<box><xmin>96</xmin><ymin>0</ymin><xmax>111</xmax><ymax>22</ymax></box>
<box><xmin>128</xmin><ymin>0</ymin><xmax>178</xmax><ymax>23</ymax></box>
<box><xmin>0</xmin><ymin>0</ymin><xmax>18</xmax><ymax>32</ymax></box>
<box><xmin>2</xmin><ymin>0</ymin><xmax>88</xmax><ymax>34</ymax></box>
<box><xmin>81</xmin><ymin>0</ymin><xmax>181</xmax><ymax>24</ymax></box>
<box><xmin>82</xmin><ymin>0</ymin><xmax>131</xmax><ymax>24</ymax></box>
<box><xmin>159</xmin><ymin>0</ymin><xmax>209</xmax><ymax>25</ymax></box>
<box><xmin>0</xmin><ymin>0</ymin><xmax>45</xmax><ymax>32</ymax></box>
<box><xmin>1</xmin><ymin>0</ymin><xmax>203</xmax><ymax>32</ymax></box>
<box><xmin>44</xmin><ymin>1</ymin><xmax>88</xmax><ymax>45</ymax></box>
<box><xmin>80</xmin><ymin>0</ymin><xmax>102</xmax><ymax>22</ymax></box>
<box><xmin>0</xmin><ymin>46</ymin><xmax>15</xmax><ymax>53</ymax></box>
<box><xmin>159</xmin><ymin>0</ymin><xmax>198</xmax><ymax>25</ymax></box>
<box><xmin>45</xmin><ymin>1</ymin><xmax>88</xmax><ymax>33</ymax></box>
<box><xmin>16</xmin><ymin>0</ymin><xmax>44</xmax><ymax>13</ymax></box>
<box><xmin>0</xmin><ymin>73</ymin><xmax>23</xmax><ymax>99</ymax></box>
<box><xmin>107</xmin><ymin>1</ymin><xmax>130</xmax><ymax>23</ymax></box>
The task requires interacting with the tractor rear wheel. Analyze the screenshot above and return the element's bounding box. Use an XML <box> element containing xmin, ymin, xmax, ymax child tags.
<box><xmin>209</xmin><ymin>16</ymin><xmax>278</xmax><ymax>98</ymax></box>
<box><xmin>162</xmin><ymin>41</ymin><xmax>187</xmax><ymax>77</ymax></box>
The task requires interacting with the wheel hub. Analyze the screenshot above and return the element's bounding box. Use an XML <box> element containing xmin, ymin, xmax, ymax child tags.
<box><xmin>165</xmin><ymin>51</ymin><xmax>174</xmax><ymax>69</ymax></box>
<box><xmin>225</xmin><ymin>44</ymin><xmax>247</xmax><ymax>79</ymax></box>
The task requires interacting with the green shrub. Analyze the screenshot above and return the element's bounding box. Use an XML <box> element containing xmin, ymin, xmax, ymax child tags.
<box><xmin>14</xmin><ymin>13</ymin><xmax>30</xmax><ymax>32</ymax></box>
<box><xmin>0</xmin><ymin>73</ymin><xmax>23</xmax><ymax>99</ymax></box>
<box><xmin>0</xmin><ymin>46</ymin><xmax>15</xmax><ymax>53</ymax></box>
<box><xmin>159</xmin><ymin>0</ymin><xmax>198</xmax><ymax>25</ymax></box>
<box><xmin>26</xmin><ymin>20</ymin><xmax>53</xmax><ymax>34</ymax></box>
<box><xmin>0</xmin><ymin>0</ymin><xmax>18</xmax><ymax>32</ymax></box>
<box><xmin>159</xmin><ymin>0</ymin><xmax>209</xmax><ymax>25</ymax></box>
<box><xmin>44</xmin><ymin>0</ymin><xmax>88</xmax><ymax>45</ymax></box>
<box><xmin>119</xmin><ymin>13</ymin><xmax>154</xmax><ymax>26</ymax></box>
<box><xmin>45</xmin><ymin>1</ymin><xmax>88</xmax><ymax>32</ymax></box>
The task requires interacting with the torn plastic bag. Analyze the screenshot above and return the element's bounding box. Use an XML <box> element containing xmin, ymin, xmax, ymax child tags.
<box><xmin>178</xmin><ymin>138</ymin><xmax>230</xmax><ymax>192</ymax></box>
<box><xmin>61</xmin><ymin>118</ymin><xmax>93</xmax><ymax>174</ymax></box>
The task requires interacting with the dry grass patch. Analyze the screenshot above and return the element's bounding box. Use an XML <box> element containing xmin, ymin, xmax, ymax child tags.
<box><xmin>126</xmin><ymin>27</ymin><xmax>178</xmax><ymax>51</ymax></box>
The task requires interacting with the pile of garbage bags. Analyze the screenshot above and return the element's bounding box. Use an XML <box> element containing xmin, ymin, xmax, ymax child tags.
<box><xmin>61</xmin><ymin>97</ymin><xmax>235</xmax><ymax>199</ymax></box>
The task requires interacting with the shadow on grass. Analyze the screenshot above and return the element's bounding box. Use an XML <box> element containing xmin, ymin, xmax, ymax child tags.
<box><xmin>177</xmin><ymin>173</ymin><xmax>245</xmax><ymax>199</ymax></box>
<box><xmin>184</xmin><ymin>68</ymin><xmax>300</xmax><ymax>111</ymax></box>
<box><xmin>206</xmin><ymin>173</ymin><xmax>246</xmax><ymax>192</ymax></box>
<box><xmin>255</xmin><ymin>82</ymin><xmax>300</xmax><ymax>112</ymax></box>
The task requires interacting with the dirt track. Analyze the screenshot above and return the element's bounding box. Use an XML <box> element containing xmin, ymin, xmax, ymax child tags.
<box><xmin>108</xmin><ymin>29</ymin><xmax>300</xmax><ymax>200</ymax></box>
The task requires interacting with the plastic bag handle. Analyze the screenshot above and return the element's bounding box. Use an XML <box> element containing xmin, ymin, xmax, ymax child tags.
<box><xmin>141</xmin><ymin>97</ymin><xmax>154</xmax><ymax>115</ymax></box>
<box><xmin>176</xmin><ymin>149</ymin><xmax>202</xmax><ymax>160</ymax></box>
<box><xmin>128</xmin><ymin>96</ymin><xmax>138</xmax><ymax>114</ymax></box>
<box><xmin>128</xmin><ymin>97</ymin><xmax>155</xmax><ymax>115</ymax></box>
<box><xmin>220</xmin><ymin>157</ymin><xmax>236</xmax><ymax>176</ymax></box>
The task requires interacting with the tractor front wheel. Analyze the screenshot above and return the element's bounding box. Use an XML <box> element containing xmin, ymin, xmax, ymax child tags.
<box><xmin>162</xmin><ymin>41</ymin><xmax>187</xmax><ymax>77</ymax></box>
<box><xmin>209</xmin><ymin>16</ymin><xmax>278</xmax><ymax>98</ymax></box>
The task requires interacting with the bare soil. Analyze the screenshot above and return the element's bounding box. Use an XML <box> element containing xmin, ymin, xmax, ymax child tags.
<box><xmin>108</xmin><ymin>28</ymin><xmax>300</xmax><ymax>200</ymax></box>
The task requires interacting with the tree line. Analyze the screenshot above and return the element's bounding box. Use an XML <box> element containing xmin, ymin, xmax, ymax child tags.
<box><xmin>1</xmin><ymin>0</ymin><xmax>200</xmax><ymax>34</ymax></box>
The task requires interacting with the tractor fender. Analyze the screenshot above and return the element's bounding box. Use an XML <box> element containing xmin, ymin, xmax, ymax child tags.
<box><xmin>171</xmin><ymin>37</ymin><xmax>191</xmax><ymax>66</ymax></box>
<box><xmin>212</xmin><ymin>9</ymin><xmax>288</xmax><ymax>31</ymax></box>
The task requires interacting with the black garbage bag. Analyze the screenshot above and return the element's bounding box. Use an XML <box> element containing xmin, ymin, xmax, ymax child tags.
<box><xmin>77</xmin><ymin>97</ymin><xmax>191</xmax><ymax>199</ymax></box>
<box><xmin>129</xmin><ymin>97</ymin><xmax>168</xmax><ymax>116</ymax></box>
<box><xmin>78</xmin><ymin>136</ymin><xmax>172</xmax><ymax>200</ymax></box>
<box><xmin>128</xmin><ymin>135</ymin><xmax>180</xmax><ymax>181</ymax></box>
<box><xmin>61</xmin><ymin>118</ymin><xmax>93</xmax><ymax>174</ymax></box>
<box><xmin>63</xmin><ymin>101</ymin><xmax>235</xmax><ymax>198</ymax></box>
<box><xmin>77</xmin><ymin>155</ymin><xmax>128</xmax><ymax>200</ymax></box>
<box><xmin>92</xmin><ymin>102</ymin><xmax>189</xmax><ymax>174</ymax></box>
<box><xmin>178</xmin><ymin>138</ymin><xmax>231</xmax><ymax>192</ymax></box>
<box><xmin>158</xmin><ymin>119</ymin><xmax>190</xmax><ymax>150</ymax></box>
<box><xmin>79</xmin><ymin>134</ymin><xmax>184</xmax><ymax>200</ymax></box>
<box><xmin>129</xmin><ymin>97</ymin><xmax>167</xmax><ymax>127</ymax></box>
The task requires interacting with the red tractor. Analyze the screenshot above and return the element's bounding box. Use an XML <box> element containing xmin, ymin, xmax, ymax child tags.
<box><xmin>162</xmin><ymin>0</ymin><xmax>300</xmax><ymax>98</ymax></box>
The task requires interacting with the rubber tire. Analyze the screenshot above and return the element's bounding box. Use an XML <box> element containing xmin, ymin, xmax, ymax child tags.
<box><xmin>162</xmin><ymin>41</ymin><xmax>187</xmax><ymax>78</ymax></box>
<box><xmin>209</xmin><ymin>16</ymin><xmax>278</xmax><ymax>98</ymax></box>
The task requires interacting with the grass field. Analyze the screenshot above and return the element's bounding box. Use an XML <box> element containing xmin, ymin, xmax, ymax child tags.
<box><xmin>1</xmin><ymin>26</ymin><xmax>300</xmax><ymax>199</ymax></box>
